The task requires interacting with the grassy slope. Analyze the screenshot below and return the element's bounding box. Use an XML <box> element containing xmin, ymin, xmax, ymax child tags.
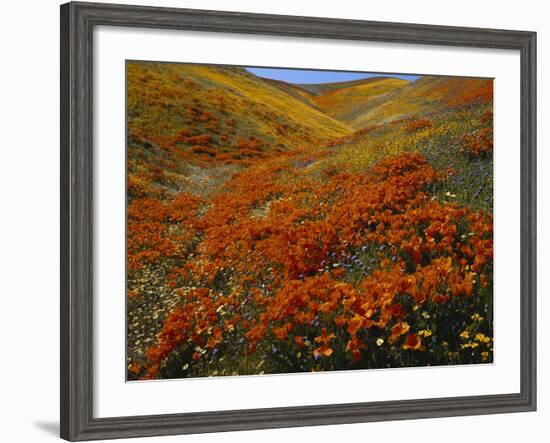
<box><xmin>300</xmin><ymin>76</ymin><xmax>402</xmax><ymax>94</ymax></box>
<box><xmin>347</xmin><ymin>76</ymin><xmax>492</xmax><ymax>128</ymax></box>
<box><xmin>305</xmin><ymin>77</ymin><xmax>410</xmax><ymax>125</ymax></box>
<box><xmin>308</xmin><ymin>104</ymin><xmax>492</xmax><ymax>210</ymax></box>
<box><xmin>263</xmin><ymin>73</ymin><xmax>493</xmax><ymax>210</ymax></box>
<box><xmin>242</xmin><ymin>74</ymin><xmax>491</xmax><ymax>131</ymax></box>
<box><xmin>127</xmin><ymin>62</ymin><xmax>351</xmax><ymax>198</ymax></box>
<box><xmin>262</xmin><ymin>78</ymin><xmax>321</xmax><ymax>110</ymax></box>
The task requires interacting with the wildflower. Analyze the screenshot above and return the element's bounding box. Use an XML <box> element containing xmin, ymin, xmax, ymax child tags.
<box><xmin>347</xmin><ymin>314</ymin><xmax>364</xmax><ymax>336</ymax></box>
<box><xmin>333</xmin><ymin>316</ymin><xmax>346</xmax><ymax>327</ymax></box>
<box><xmin>313</xmin><ymin>329</ymin><xmax>335</xmax><ymax>358</ymax></box>
<box><xmin>402</xmin><ymin>333</ymin><xmax>422</xmax><ymax>351</ymax></box>
<box><xmin>471</xmin><ymin>313</ymin><xmax>484</xmax><ymax>322</ymax></box>
<box><xmin>389</xmin><ymin>321</ymin><xmax>410</xmax><ymax>343</ymax></box>
<box><xmin>475</xmin><ymin>333</ymin><xmax>492</xmax><ymax>344</ymax></box>
<box><xmin>294</xmin><ymin>335</ymin><xmax>306</xmax><ymax>348</ymax></box>
<box><xmin>273</xmin><ymin>323</ymin><xmax>293</xmax><ymax>341</ymax></box>
<box><xmin>137</xmin><ymin>145</ymin><xmax>494</xmax><ymax>379</ymax></box>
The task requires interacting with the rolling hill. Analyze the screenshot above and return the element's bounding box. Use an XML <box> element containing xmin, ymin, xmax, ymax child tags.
<box><xmin>261</xmin><ymin>78</ymin><xmax>320</xmax><ymax>110</ymax></box>
<box><xmin>263</xmin><ymin>75</ymin><xmax>492</xmax><ymax>130</ymax></box>
<box><xmin>127</xmin><ymin>63</ymin><xmax>492</xmax><ymax>202</ymax></box>
<box><xmin>304</xmin><ymin>77</ymin><xmax>409</xmax><ymax>125</ymax></box>
<box><xmin>257</xmin><ymin>72</ymin><xmax>493</xmax><ymax>211</ymax></box>
<box><xmin>345</xmin><ymin>75</ymin><xmax>493</xmax><ymax>128</ymax></box>
<box><xmin>127</xmin><ymin>62</ymin><xmax>352</xmax><ymax>198</ymax></box>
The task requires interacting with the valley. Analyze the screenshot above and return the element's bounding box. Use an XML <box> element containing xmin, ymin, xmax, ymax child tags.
<box><xmin>126</xmin><ymin>62</ymin><xmax>493</xmax><ymax>380</ymax></box>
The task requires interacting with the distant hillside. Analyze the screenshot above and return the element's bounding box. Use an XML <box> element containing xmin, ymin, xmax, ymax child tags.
<box><xmin>265</xmin><ymin>75</ymin><xmax>492</xmax><ymax>130</ymax></box>
<box><xmin>300</xmin><ymin>76</ymin><xmax>405</xmax><ymax>94</ymax></box>
<box><xmin>305</xmin><ymin>77</ymin><xmax>410</xmax><ymax>125</ymax></box>
<box><xmin>347</xmin><ymin>76</ymin><xmax>493</xmax><ymax>128</ymax></box>
<box><xmin>261</xmin><ymin>78</ymin><xmax>320</xmax><ymax>110</ymax></box>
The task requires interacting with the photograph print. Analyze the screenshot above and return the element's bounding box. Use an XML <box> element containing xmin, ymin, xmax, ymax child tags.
<box><xmin>126</xmin><ymin>61</ymin><xmax>494</xmax><ymax>381</ymax></box>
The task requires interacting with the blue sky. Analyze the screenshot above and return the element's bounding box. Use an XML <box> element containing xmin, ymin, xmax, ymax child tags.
<box><xmin>245</xmin><ymin>67</ymin><xmax>421</xmax><ymax>84</ymax></box>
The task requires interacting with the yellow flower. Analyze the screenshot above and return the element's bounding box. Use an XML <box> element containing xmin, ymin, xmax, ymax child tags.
<box><xmin>376</xmin><ymin>338</ymin><xmax>384</xmax><ymax>346</ymax></box>
<box><xmin>418</xmin><ymin>329</ymin><xmax>432</xmax><ymax>337</ymax></box>
<box><xmin>460</xmin><ymin>342</ymin><xmax>479</xmax><ymax>349</ymax></box>
<box><xmin>471</xmin><ymin>313</ymin><xmax>482</xmax><ymax>322</ymax></box>
<box><xmin>475</xmin><ymin>333</ymin><xmax>492</xmax><ymax>344</ymax></box>
<box><xmin>481</xmin><ymin>351</ymin><xmax>490</xmax><ymax>361</ymax></box>
<box><xmin>459</xmin><ymin>330</ymin><xmax>470</xmax><ymax>339</ymax></box>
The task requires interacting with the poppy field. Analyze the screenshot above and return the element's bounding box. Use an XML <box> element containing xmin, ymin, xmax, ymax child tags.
<box><xmin>126</xmin><ymin>62</ymin><xmax>493</xmax><ymax>380</ymax></box>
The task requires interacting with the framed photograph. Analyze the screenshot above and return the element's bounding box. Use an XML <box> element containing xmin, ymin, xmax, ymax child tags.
<box><xmin>60</xmin><ymin>1</ymin><xmax>536</xmax><ymax>440</ymax></box>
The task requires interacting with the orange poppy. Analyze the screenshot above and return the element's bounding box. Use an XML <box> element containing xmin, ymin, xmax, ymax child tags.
<box><xmin>402</xmin><ymin>333</ymin><xmax>422</xmax><ymax>351</ymax></box>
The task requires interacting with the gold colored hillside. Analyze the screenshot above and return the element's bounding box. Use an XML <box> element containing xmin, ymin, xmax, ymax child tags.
<box><xmin>346</xmin><ymin>76</ymin><xmax>493</xmax><ymax>128</ymax></box>
<box><xmin>308</xmin><ymin>77</ymin><xmax>409</xmax><ymax>124</ymax></box>
<box><xmin>265</xmin><ymin>75</ymin><xmax>492</xmax><ymax>129</ymax></box>
<box><xmin>127</xmin><ymin>62</ymin><xmax>351</xmax><ymax>154</ymax></box>
<box><xmin>127</xmin><ymin>62</ymin><xmax>492</xmax><ymax>200</ymax></box>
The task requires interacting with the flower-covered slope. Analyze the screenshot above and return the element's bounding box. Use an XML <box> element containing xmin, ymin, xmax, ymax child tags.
<box><xmin>126</xmin><ymin>63</ymin><xmax>494</xmax><ymax>380</ymax></box>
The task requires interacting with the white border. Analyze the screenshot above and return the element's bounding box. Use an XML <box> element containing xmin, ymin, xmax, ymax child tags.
<box><xmin>94</xmin><ymin>26</ymin><xmax>521</xmax><ymax>418</ymax></box>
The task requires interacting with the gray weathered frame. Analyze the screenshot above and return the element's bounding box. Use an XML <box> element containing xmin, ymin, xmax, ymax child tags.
<box><xmin>60</xmin><ymin>1</ymin><xmax>537</xmax><ymax>441</ymax></box>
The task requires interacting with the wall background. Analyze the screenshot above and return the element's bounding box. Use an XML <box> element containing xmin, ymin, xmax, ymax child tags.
<box><xmin>0</xmin><ymin>1</ymin><xmax>546</xmax><ymax>442</ymax></box>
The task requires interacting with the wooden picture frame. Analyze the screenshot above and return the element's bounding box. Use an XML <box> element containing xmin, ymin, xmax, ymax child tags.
<box><xmin>60</xmin><ymin>1</ymin><xmax>536</xmax><ymax>440</ymax></box>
